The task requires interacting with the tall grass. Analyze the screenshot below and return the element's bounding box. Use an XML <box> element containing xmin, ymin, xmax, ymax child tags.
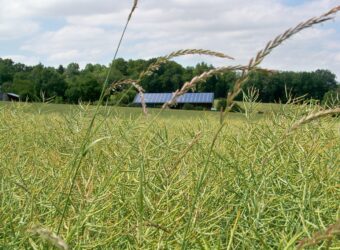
<box><xmin>0</xmin><ymin>102</ymin><xmax>339</xmax><ymax>249</ymax></box>
<box><xmin>0</xmin><ymin>2</ymin><xmax>340</xmax><ymax>250</ymax></box>
<box><xmin>56</xmin><ymin>0</ymin><xmax>140</xmax><ymax>236</ymax></box>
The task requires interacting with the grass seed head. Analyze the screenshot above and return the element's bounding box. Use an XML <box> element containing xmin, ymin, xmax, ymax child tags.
<box><xmin>29</xmin><ymin>225</ymin><xmax>69</xmax><ymax>250</ymax></box>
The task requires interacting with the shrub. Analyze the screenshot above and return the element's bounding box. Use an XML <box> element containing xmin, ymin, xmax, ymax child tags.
<box><xmin>183</xmin><ymin>103</ymin><xmax>195</xmax><ymax>110</ymax></box>
<box><xmin>215</xmin><ymin>98</ymin><xmax>227</xmax><ymax>111</ymax></box>
<box><xmin>323</xmin><ymin>89</ymin><xmax>340</xmax><ymax>108</ymax></box>
<box><xmin>109</xmin><ymin>89</ymin><xmax>137</xmax><ymax>105</ymax></box>
<box><xmin>54</xmin><ymin>96</ymin><xmax>64</xmax><ymax>104</ymax></box>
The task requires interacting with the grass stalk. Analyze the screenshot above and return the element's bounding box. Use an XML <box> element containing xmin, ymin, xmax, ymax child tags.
<box><xmin>56</xmin><ymin>0</ymin><xmax>139</xmax><ymax>234</ymax></box>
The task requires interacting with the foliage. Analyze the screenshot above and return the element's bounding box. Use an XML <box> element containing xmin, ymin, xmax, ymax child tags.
<box><xmin>65</xmin><ymin>74</ymin><xmax>101</xmax><ymax>103</ymax></box>
<box><xmin>182</xmin><ymin>103</ymin><xmax>195</xmax><ymax>110</ymax></box>
<box><xmin>230</xmin><ymin>102</ymin><xmax>245</xmax><ymax>113</ymax></box>
<box><xmin>216</xmin><ymin>98</ymin><xmax>227</xmax><ymax>111</ymax></box>
<box><xmin>109</xmin><ymin>88</ymin><xmax>137</xmax><ymax>105</ymax></box>
<box><xmin>215</xmin><ymin>98</ymin><xmax>245</xmax><ymax>112</ymax></box>
<box><xmin>0</xmin><ymin>57</ymin><xmax>338</xmax><ymax>105</ymax></box>
<box><xmin>244</xmin><ymin>70</ymin><xmax>338</xmax><ymax>103</ymax></box>
<box><xmin>10</xmin><ymin>77</ymin><xmax>36</xmax><ymax>100</ymax></box>
<box><xmin>323</xmin><ymin>87</ymin><xmax>340</xmax><ymax>108</ymax></box>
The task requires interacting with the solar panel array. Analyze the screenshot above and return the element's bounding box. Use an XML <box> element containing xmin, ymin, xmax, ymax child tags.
<box><xmin>133</xmin><ymin>93</ymin><xmax>214</xmax><ymax>104</ymax></box>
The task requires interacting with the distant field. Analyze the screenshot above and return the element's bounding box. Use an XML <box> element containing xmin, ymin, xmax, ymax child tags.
<box><xmin>0</xmin><ymin>101</ymin><xmax>285</xmax><ymax>119</ymax></box>
<box><xmin>0</xmin><ymin>101</ymin><xmax>339</xmax><ymax>249</ymax></box>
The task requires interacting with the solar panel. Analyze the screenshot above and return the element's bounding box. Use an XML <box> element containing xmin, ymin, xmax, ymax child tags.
<box><xmin>133</xmin><ymin>93</ymin><xmax>214</xmax><ymax>104</ymax></box>
<box><xmin>178</xmin><ymin>93</ymin><xmax>214</xmax><ymax>103</ymax></box>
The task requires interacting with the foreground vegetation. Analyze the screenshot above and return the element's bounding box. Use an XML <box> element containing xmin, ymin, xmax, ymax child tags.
<box><xmin>0</xmin><ymin>102</ymin><xmax>339</xmax><ymax>249</ymax></box>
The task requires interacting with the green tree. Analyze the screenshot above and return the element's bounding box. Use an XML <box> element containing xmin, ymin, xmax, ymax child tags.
<box><xmin>9</xmin><ymin>72</ymin><xmax>36</xmax><ymax>100</ymax></box>
<box><xmin>65</xmin><ymin>63</ymin><xmax>80</xmax><ymax>78</ymax></box>
<box><xmin>30</xmin><ymin>65</ymin><xmax>67</xmax><ymax>99</ymax></box>
<box><xmin>65</xmin><ymin>74</ymin><xmax>101</xmax><ymax>103</ymax></box>
<box><xmin>0</xmin><ymin>58</ymin><xmax>15</xmax><ymax>85</ymax></box>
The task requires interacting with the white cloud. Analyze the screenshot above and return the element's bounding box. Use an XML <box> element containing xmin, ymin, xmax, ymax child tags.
<box><xmin>0</xmin><ymin>20</ymin><xmax>39</xmax><ymax>40</ymax></box>
<box><xmin>0</xmin><ymin>0</ymin><xmax>130</xmax><ymax>17</ymax></box>
<box><xmin>1</xmin><ymin>0</ymin><xmax>339</xmax><ymax>78</ymax></box>
<box><xmin>2</xmin><ymin>55</ymin><xmax>40</xmax><ymax>65</ymax></box>
<box><xmin>21</xmin><ymin>25</ymin><xmax>122</xmax><ymax>66</ymax></box>
<box><xmin>335</xmin><ymin>53</ymin><xmax>340</xmax><ymax>62</ymax></box>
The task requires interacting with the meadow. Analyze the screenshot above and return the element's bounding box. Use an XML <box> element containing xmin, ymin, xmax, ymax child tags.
<box><xmin>0</xmin><ymin>101</ymin><xmax>339</xmax><ymax>249</ymax></box>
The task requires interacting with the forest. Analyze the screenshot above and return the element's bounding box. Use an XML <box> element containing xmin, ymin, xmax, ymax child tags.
<box><xmin>0</xmin><ymin>57</ymin><xmax>339</xmax><ymax>105</ymax></box>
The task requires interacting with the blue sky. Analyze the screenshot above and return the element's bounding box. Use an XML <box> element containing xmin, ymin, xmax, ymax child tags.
<box><xmin>281</xmin><ymin>0</ymin><xmax>308</xmax><ymax>5</ymax></box>
<box><xmin>0</xmin><ymin>0</ymin><xmax>339</xmax><ymax>79</ymax></box>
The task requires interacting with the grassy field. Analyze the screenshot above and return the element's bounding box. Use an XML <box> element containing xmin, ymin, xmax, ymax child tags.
<box><xmin>0</xmin><ymin>101</ymin><xmax>339</xmax><ymax>249</ymax></box>
<box><xmin>0</xmin><ymin>101</ymin><xmax>285</xmax><ymax>119</ymax></box>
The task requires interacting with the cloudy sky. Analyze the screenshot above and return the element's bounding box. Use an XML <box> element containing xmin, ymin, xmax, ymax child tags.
<box><xmin>1</xmin><ymin>0</ymin><xmax>339</xmax><ymax>78</ymax></box>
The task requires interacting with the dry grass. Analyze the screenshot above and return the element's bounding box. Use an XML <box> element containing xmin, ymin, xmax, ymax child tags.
<box><xmin>29</xmin><ymin>225</ymin><xmax>69</xmax><ymax>250</ymax></box>
<box><xmin>128</xmin><ymin>0</ymin><xmax>138</xmax><ymax>21</ymax></box>
<box><xmin>141</xmin><ymin>49</ymin><xmax>234</xmax><ymax>79</ymax></box>
<box><xmin>297</xmin><ymin>219</ymin><xmax>340</xmax><ymax>249</ymax></box>
<box><xmin>289</xmin><ymin>107</ymin><xmax>340</xmax><ymax>133</ymax></box>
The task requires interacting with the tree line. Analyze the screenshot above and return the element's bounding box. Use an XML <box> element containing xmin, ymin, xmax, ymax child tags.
<box><xmin>0</xmin><ymin>57</ymin><xmax>339</xmax><ymax>105</ymax></box>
